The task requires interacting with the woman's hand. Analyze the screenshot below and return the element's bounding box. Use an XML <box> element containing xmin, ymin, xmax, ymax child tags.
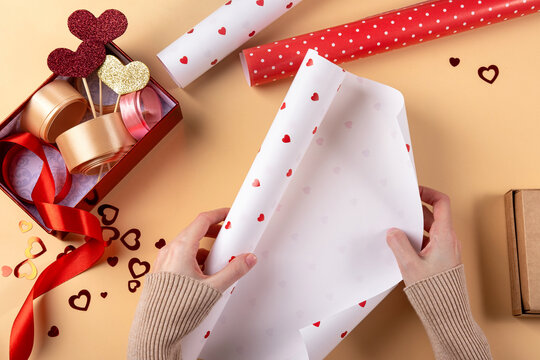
<box><xmin>153</xmin><ymin>208</ymin><xmax>257</xmax><ymax>292</ymax></box>
<box><xmin>386</xmin><ymin>186</ymin><xmax>462</xmax><ymax>286</ymax></box>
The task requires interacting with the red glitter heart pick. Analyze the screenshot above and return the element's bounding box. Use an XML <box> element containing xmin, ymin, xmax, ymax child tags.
<box><xmin>47</xmin><ymin>41</ymin><xmax>106</xmax><ymax>78</ymax></box>
<box><xmin>68</xmin><ymin>9</ymin><xmax>128</xmax><ymax>43</ymax></box>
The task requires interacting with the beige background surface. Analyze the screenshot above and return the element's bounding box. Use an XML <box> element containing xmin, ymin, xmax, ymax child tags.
<box><xmin>0</xmin><ymin>0</ymin><xmax>539</xmax><ymax>359</ymax></box>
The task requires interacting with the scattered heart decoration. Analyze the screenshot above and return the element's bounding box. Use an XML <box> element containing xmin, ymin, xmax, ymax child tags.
<box><xmin>121</xmin><ymin>229</ymin><xmax>141</xmax><ymax>251</ymax></box>
<box><xmin>13</xmin><ymin>259</ymin><xmax>37</xmax><ymax>280</ymax></box>
<box><xmin>449</xmin><ymin>57</ymin><xmax>460</xmax><ymax>67</ymax></box>
<box><xmin>47</xmin><ymin>40</ymin><xmax>106</xmax><ymax>78</ymax></box>
<box><xmin>128</xmin><ymin>258</ymin><xmax>150</xmax><ymax>279</ymax></box>
<box><xmin>102</xmin><ymin>226</ymin><xmax>120</xmax><ymax>246</ymax></box>
<box><xmin>128</xmin><ymin>280</ymin><xmax>141</xmax><ymax>293</ymax></box>
<box><xmin>478</xmin><ymin>65</ymin><xmax>499</xmax><ymax>84</ymax></box>
<box><xmin>24</xmin><ymin>236</ymin><xmax>47</xmax><ymax>259</ymax></box>
<box><xmin>68</xmin><ymin>289</ymin><xmax>91</xmax><ymax>311</ymax></box>
<box><xmin>100</xmin><ymin>292</ymin><xmax>108</xmax><ymax>298</ymax></box>
<box><xmin>2</xmin><ymin>265</ymin><xmax>13</xmax><ymax>277</ymax></box>
<box><xmin>155</xmin><ymin>238</ymin><xmax>166</xmax><ymax>249</ymax></box>
<box><xmin>18</xmin><ymin>220</ymin><xmax>33</xmax><ymax>233</ymax></box>
<box><xmin>97</xmin><ymin>204</ymin><xmax>119</xmax><ymax>225</ymax></box>
<box><xmin>56</xmin><ymin>245</ymin><xmax>76</xmax><ymax>260</ymax></box>
<box><xmin>107</xmin><ymin>256</ymin><xmax>119</xmax><ymax>267</ymax></box>
<box><xmin>83</xmin><ymin>189</ymin><xmax>99</xmax><ymax>205</ymax></box>
<box><xmin>97</xmin><ymin>55</ymin><xmax>150</xmax><ymax>95</ymax></box>
<box><xmin>68</xmin><ymin>9</ymin><xmax>128</xmax><ymax>44</ymax></box>
<box><xmin>47</xmin><ymin>326</ymin><xmax>59</xmax><ymax>337</ymax></box>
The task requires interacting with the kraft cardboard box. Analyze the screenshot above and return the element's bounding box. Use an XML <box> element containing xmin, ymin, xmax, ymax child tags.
<box><xmin>505</xmin><ymin>189</ymin><xmax>540</xmax><ymax>316</ymax></box>
<box><xmin>0</xmin><ymin>42</ymin><xmax>182</xmax><ymax>238</ymax></box>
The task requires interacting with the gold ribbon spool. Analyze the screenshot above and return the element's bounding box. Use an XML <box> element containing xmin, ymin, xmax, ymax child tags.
<box><xmin>56</xmin><ymin>112</ymin><xmax>136</xmax><ymax>175</ymax></box>
<box><xmin>20</xmin><ymin>80</ymin><xmax>88</xmax><ymax>143</ymax></box>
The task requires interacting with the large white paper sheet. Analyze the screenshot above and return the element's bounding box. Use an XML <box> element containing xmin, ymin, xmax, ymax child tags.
<box><xmin>183</xmin><ymin>49</ymin><xmax>423</xmax><ymax>360</ymax></box>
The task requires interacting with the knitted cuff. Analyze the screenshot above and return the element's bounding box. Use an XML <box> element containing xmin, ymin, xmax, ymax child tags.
<box><xmin>404</xmin><ymin>264</ymin><xmax>492</xmax><ymax>360</ymax></box>
<box><xmin>127</xmin><ymin>272</ymin><xmax>221</xmax><ymax>360</ymax></box>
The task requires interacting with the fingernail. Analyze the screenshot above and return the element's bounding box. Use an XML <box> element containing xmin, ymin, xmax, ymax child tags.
<box><xmin>387</xmin><ymin>228</ymin><xmax>400</xmax><ymax>239</ymax></box>
<box><xmin>245</xmin><ymin>253</ymin><xmax>257</xmax><ymax>268</ymax></box>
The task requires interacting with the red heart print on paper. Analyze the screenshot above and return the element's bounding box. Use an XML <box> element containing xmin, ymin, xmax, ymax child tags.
<box><xmin>211</xmin><ymin>59</ymin><xmax>218</xmax><ymax>65</ymax></box>
<box><xmin>68</xmin><ymin>9</ymin><xmax>128</xmax><ymax>43</ymax></box>
<box><xmin>47</xmin><ymin>40</ymin><xmax>106</xmax><ymax>78</ymax></box>
<box><xmin>128</xmin><ymin>280</ymin><xmax>141</xmax><ymax>293</ymax></box>
<box><xmin>306</xmin><ymin>58</ymin><xmax>314</xmax><ymax>66</ymax></box>
<box><xmin>180</xmin><ymin>56</ymin><xmax>188</xmax><ymax>64</ymax></box>
<box><xmin>128</xmin><ymin>258</ymin><xmax>151</xmax><ymax>279</ymax></box>
<box><xmin>478</xmin><ymin>65</ymin><xmax>499</xmax><ymax>84</ymax></box>
<box><xmin>359</xmin><ymin>300</ymin><xmax>366</xmax><ymax>307</ymax></box>
<box><xmin>312</xmin><ymin>126</ymin><xmax>317</xmax><ymax>134</ymax></box>
<box><xmin>204</xmin><ymin>331</ymin><xmax>211</xmax><ymax>339</ymax></box>
<box><xmin>97</xmin><ymin>204</ymin><xmax>119</xmax><ymax>225</ymax></box>
<box><xmin>249</xmin><ymin>31</ymin><xmax>256</xmax><ymax>37</ymax></box>
<box><xmin>47</xmin><ymin>326</ymin><xmax>59</xmax><ymax>337</ymax></box>
<box><xmin>257</xmin><ymin>214</ymin><xmax>265</xmax><ymax>222</ymax></box>
<box><xmin>229</xmin><ymin>256</ymin><xmax>236</xmax><ymax>263</ymax></box>
<box><xmin>218</xmin><ymin>27</ymin><xmax>227</xmax><ymax>35</ymax></box>
<box><xmin>286</xmin><ymin>169</ymin><xmax>292</xmax><ymax>177</ymax></box>
<box><xmin>252</xmin><ymin>179</ymin><xmax>261</xmax><ymax>187</ymax></box>
<box><xmin>280</xmin><ymin>102</ymin><xmax>286</xmax><ymax>110</ymax></box>
<box><xmin>68</xmin><ymin>289</ymin><xmax>91</xmax><ymax>311</ymax></box>
<box><xmin>187</xmin><ymin>28</ymin><xmax>194</xmax><ymax>34</ymax></box>
<box><xmin>282</xmin><ymin>134</ymin><xmax>291</xmax><ymax>143</ymax></box>
<box><xmin>406</xmin><ymin>144</ymin><xmax>411</xmax><ymax>152</ymax></box>
<box><xmin>340</xmin><ymin>331</ymin><xmax>348</xmax><ymax>338</ymax></box>
<box><xmin>225</xmin><ymin>0</ymin><xmax>232</xmax><ymax>4</ymax></box>
<box><xmin>121</xmin><ymin>228</ymin><xmax>141</xmax><ymax>251</ymax></box>
<box><xmin>286</xmin><ymin>2</ymin><xmax>293</xmax><ymax>9</ymax></box>
<box><xmin>311</xmin><ymin>92</ymin><xmax>319</xmax><ymax>101</ymax></box>
<box><xmin>256</xmin><ymin>0</ymin><xmax>264</xmax><ymax>6</ymax></box>
<box><xmin>313</xmin><ymin>321</ymin><xmax>320</xmax><ymax>327</ymax></box>
<box><xmin>225</xmin><ymin>221</ymin><xmax>231</xmax><ymax>229</ymax></box>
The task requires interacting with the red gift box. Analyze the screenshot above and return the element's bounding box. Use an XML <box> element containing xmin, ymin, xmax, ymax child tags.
<box><xmin>0</xmin><ymin>42</ymin><xmax>182</xmax><ymax>238</ymax></box>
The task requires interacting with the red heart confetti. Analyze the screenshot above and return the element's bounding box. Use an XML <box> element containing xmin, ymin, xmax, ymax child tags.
<box><xmin>311</xmin><ymin>92</ymin><xmax>319</xmax><ymax>101</ymax></box>
<box><xmin>218</xmin><ymin>27</ymin><xmax>227</xmax><ymax>35</ymax></box>
<box><xmin>252</xmin><ymin>179</ymin><xmax>260</xmax><ymax>187</ymax></box>
<box><xmin>155</xmin><ymin>238</ymin><xmax>166</xmax><ymax>249</ymax></box>
<box><xmin>68</xmin><ymin>9</ymin><xmax>128</xmax><ymax>44</ymax></box>
<box><xmin>180</xmin><ymin>56</ymin><xmax>188</xmax><ymax>64</ymax></box>
<box><xmin>128</xmin><ymin>280</ymin><xmax>141</xmax><ymax>293</ymax></box>
<box><xmin>449</xmin><ymin>57</ymin><xmax>460</xmax><ymax>67</ymax></box>
<box><xmin>282</xmin><ymin>134</ymin><xmax>291</xmax><ymax>143</ymax></box>
<box><xmin>100</xmin><ymin>292</ymin><xmax>108</xmax><ymax>298</ymax></box>
<box><xmin>120</xmin><ymin>229</ymin><xmax>141</xmax><ymax>251</ymax></box>
<box><xmin>68</xmin><ymin>289</ymin><xmax>91</xmax><ymax>311</ymax></box>
<box><xmin>128</xmin><ymin>258</ymin><xmax>150</xmax><ymax>279</ymax></box>
<box><xmin>2</xmin><ymin>265</ymin><xmax>12</xmax><ymax>277</ymax></box>
<box><xmin>97</xmin><ymin>204</ymin><xmax>119</xmax><ymax>225</ymax></box>
<box><xmin>47</xmin><ymin>40</ymin><xmax>106</xmax><ymax>78</ymax></box>
<box><xmin>478</xmin><ymin>65</ymin><xmax>499</xmax><ymax>84</ymax></box>
<box><xmin>257</xmin><ymin>214</ymin><xmax>265</xmax><ymax>222</ymax></box>
<box><xmin>107</xmin><ymin>256</ymin><xmax>118</xmax><ymax>267</ymax></box>
<box><xmin>47</xmin><ymin>326</ymin><xmax>59</xmax><ymax>337</ymax></box>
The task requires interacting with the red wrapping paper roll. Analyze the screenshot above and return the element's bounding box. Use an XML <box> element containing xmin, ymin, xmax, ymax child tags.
<box><xmin>241</xmin><ymin>0</ymin><xmax>540</xmax><ymax>86</ymax></box>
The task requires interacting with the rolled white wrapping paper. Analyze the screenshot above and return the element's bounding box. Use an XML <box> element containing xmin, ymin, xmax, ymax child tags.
<box><xmin>157</xmin><ymin>0</ymin><xmax>302</xmax><ymax>87</ymax></box>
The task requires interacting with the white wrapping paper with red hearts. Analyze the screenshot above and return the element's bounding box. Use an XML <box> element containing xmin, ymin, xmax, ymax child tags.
<box><xmin>157</xmin><ymin>0</ymin><xmax>301</xmax><ymax>88</ymax></box>
<box><xmin>182</xmin><ymin>49</ymin><xmax>423</xmax><ymax>360</ymax></box>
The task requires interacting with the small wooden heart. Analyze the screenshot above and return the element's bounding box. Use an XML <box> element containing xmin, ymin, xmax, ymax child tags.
<box><xmin>97</xmin><ymin>55</ymin><xmax>150</xmax><ymax>95</ymax></box>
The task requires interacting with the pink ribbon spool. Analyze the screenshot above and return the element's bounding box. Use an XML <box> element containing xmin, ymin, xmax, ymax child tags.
<box><xmin>119</xmin><ymin>86</ymin><xmax>162</xmax><ymax>140</ymax></box>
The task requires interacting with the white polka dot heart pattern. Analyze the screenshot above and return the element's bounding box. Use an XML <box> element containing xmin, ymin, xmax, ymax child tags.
<box><xmin>241</xmin><ymin>0</ymin><xmax>540</xmax><ymax>86</ymax></box>
<box><xmin>157</xmin><ymin>0</ymin><xmax>302</xmax><ymax>88</ymax></box>
<box><xmin>181</xmin><ymin>50</ymin><xmax>423</xmax><ymax>360</ymax></box>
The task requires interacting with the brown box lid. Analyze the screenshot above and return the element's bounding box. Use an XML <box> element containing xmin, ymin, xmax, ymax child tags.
<box><xmin>514</xmin><ymin>190</ymin><xmax>540</xmax><ymax>312</ymax></box>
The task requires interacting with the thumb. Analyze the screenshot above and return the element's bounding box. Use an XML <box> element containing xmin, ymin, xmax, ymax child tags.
<box><xmin>205</xmin><ymin>253</ymin><xmax>258</xmax><ymax>292</ymax></box>
<box><xmin>386</xmin><ymin>228</ymin><xmax>419</xmax><ymax>270</ymax></box>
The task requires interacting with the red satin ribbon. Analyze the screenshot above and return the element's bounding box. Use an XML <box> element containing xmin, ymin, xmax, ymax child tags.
<box><xmin>1</xmin><ymin>133</ymin><xmax>105</xmax><ymax>360</ymax></box>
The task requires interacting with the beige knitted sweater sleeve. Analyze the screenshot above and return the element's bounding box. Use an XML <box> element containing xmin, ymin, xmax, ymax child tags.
<box><xmin>128</xmin><ymin>265</ymin><xmax>491</xmax><ymax>360</ymax></box>
<box><xmin>405</xmin><ymin>264</ymin><xmax>492</xmax><ymax>360</ymax></box>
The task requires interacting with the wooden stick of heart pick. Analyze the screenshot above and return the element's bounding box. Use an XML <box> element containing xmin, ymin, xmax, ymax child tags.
<box><xmin>81</xmin><ymin>77</ymin><xmax>97</xmax><ymax>119</ymax></box>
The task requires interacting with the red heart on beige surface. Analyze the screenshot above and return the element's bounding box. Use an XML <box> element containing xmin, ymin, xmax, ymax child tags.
<box><xmin>68</xmin><ymin>289</ymin><xmax>91</xmax><ymax>311</ymax></box>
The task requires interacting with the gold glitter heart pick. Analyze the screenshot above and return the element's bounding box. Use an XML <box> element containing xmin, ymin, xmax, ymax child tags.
<box><xmin>97</xmin><ymin>55</ymin><xmax>150</xmax><ymax>95</ymax></box>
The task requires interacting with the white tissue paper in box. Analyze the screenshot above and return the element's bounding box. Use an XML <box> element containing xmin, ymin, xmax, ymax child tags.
<box><xmin>182</xmin><ymin>49</ymin><xmax>423</xmax><ymax>360</ymax></box>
